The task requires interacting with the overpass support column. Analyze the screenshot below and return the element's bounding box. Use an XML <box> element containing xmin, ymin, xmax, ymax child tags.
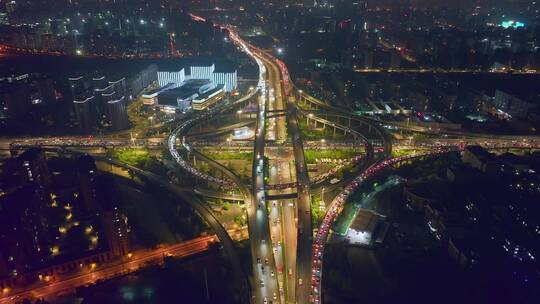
<box><xmin>333</xmin><ymin>127</ymin><xmax>336</xmax><ymax>137</ymax></box>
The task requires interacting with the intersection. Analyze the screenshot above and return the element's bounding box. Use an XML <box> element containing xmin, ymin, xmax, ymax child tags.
<box><xmin>4</xmin><ymin>18</ymin><xmax>540</xmax><ymax>304</ymax></box>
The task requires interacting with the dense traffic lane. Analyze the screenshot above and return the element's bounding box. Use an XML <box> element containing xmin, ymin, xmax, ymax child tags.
<box><xmin>262</xmin><ymin>50</ymin><xmax>298</xmax><ymax>303</ymax></box>
<box><xmin>251</xmin><ymin>90</ymin><xmax>281</xmax><ymax>302</ymax></box>
<box><xmin>286</xmin><ymin>102</ymin><xmax>314</xmax><ymax>304</ymax></box>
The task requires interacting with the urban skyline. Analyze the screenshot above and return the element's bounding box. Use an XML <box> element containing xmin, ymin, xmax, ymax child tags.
<box><xmin>1</xmin><ymin>1</ymin><xmax>540</xmax><ymax>304</ymax></box>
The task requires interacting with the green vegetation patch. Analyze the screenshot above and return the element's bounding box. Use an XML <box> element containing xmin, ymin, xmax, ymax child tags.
<box><xmin>107</xmin><ymin>148</ymin><xmax>167</xmax><ymax>175</ymax></box>
<box><xmin>109</xmin><ymin>148</ymin><xmax>151</xmax><ymax>166</ymax></box>
<box><xmin>391</xmin><ymin>149</ymin><xmax>419</xmax><ymax>158</ymax></box>
<box><xmin>311</xmin><ymin>194</ymin><xmax>326</xmax><ymax>227</ymax></box>
<box><xmin>202</xmin><ymin>150</ymin><xmax>253</xmax><ymax>161</ymax></box>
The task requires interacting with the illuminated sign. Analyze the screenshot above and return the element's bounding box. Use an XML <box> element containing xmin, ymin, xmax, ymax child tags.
<box><xmin>501</xmin><ymin>21</ymin><xmax>525</xmax><ymax>29</ymax></box>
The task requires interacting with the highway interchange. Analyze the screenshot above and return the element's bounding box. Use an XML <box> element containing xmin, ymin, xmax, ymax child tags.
<box><xmin>4</xmin><ymin>15</ymin><xmax>540</xmax><ymax>304</ymax></box>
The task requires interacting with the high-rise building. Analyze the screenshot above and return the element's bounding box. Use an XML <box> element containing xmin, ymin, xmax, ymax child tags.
<box><xmin>68</xmin><ymin>75</ymin><xmax>89</xmax><ymax>98</ymax></box>
<box><xmin>73</xmin><ymin>93</ymin><xmax>97</xmax><ymax>131</ymax></box>
<box><xmin>76</xmin><ymin>155</ymin><xmax>99</xmax><ymax>212</ymax></box>
<box><xmin>101</xmin><ymin>207</ymin><xmax>130</xmax><ymax>257</ymax></box>
<box><xmin>92</xmin><ymin>76</ymin><xmax>108</xmax><ymax>90</ymax></box>
<box><xmin>190</xmin><ymin>64</ymin><xmax>215</xmax><ymax>80</ymax></box>
<box><xmin>493</xmin><ymin>90</ymin><xmax>537</xmax><ymax>120</ymax></box>
<box><xmin>107</xmin><ymin>96</ymin><xmax>129</xmax><ymax>130</ymax></box>
<box><xmin>93</xmin><ymin>83</ymin><xmax>114</xmax><ymax>119</ymax></box>
<box><xmin>0</xmin><ymin>186</ymin><xmax>51</xmax><ymax>278</ymax></box>
<box><xmin>0</xmin><ymin>83</ymin><xmax>32</xmax><ymax>120</ymax></box>
<box><xmin>212</xmin><ymin>69</ymin><xmax>237</xmax><ymax>92</ymax></box>
<box><xmin>71</xmin><ymin>74</ymin><xmax>130</xmax><ymax>131</ymax></box>
<box><xmin>190</xmin><ymin>64</ymin><xmax>237</xmax><ymax>92</ymax></box>
<box><xmin>108</xmin><ymin>77</ymin><xmax>127</xmax><ymax>98</ymax></box>
<box><xmin>0</xmin><ymin>149</ymin><xmax>52</xmax><ymax>278</ymax></box>
<box><xmin>129</xmin><ymin>64</ymin><xmax>158</xmax><ymax>97</ymax></box>
<box><xmin>17</xmin><ymin>148</ymin><xmax>51</xmax><ymax>189</ymax></box>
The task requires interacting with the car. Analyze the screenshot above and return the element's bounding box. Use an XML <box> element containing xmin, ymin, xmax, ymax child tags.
<box><xmin>299</xmin><ymin>278</ymin><xmax>303</xmax><ymax>285</ymax></box>
<box><xmin>263</xmin><ymin>297</ymin><xmax>268</xmax><ymax>304</ymax></box>
<box><xmin>288</xmin><ymin>268</ymin><xmax>292</xmax><ymax>275</ymax></box>
<box><xmin>260</xmin><ymin>280</ymin><xmax>265</xmax><ymax>287</ymax></box>
<box><xmin>257</xmin><ymin>257</ymin><xmax>261</xmax><ymax>263</ymax></box>
<box><xmin>330</xmin><ymin>178</ymin><xmax>340</xmax><ymax>184</ymax></box>
<box><xmin>273</xmin><ymin>292</ymin><xmax>278</xmax><ymax>300</ymax></box>
<box><xmin>271</xmin><ymin>271</ymin><xmax>275</xmax><ymax>277</ymax></box>
<box><xmin>265</xmin><ymin>258</ymin><xmax>269</xmax><ymax>265</ymax></box>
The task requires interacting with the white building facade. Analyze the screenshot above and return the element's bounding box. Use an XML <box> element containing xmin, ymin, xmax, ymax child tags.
<box><xmin>157</xmin><ymin>69</ymin><xmax>186</xmax><ymax>88</ymax></box>
<box><xmin>158</xmin><ymin>64</ymin><xmax>237</xmax><ymax>93</ymax></box>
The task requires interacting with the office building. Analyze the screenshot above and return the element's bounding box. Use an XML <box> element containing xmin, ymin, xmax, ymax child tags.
<box><xmin>192</xmin><ymin>84</ymin><xmax>225</xmax><ymax>110</ymax></box>
<box><xmin>156</xmin><ymin>79</ymin><xmax>214</xmax><ymax>111</ymax></box>
<box><xmin>157</xmin><ymin>69</ymin><xmax>186</xmax><ymax>88</ymax></box>
<box><xmin>212</xmin><ymin>69</ymin><xmax>237</xmax><ymax>93</ymax></box>
<box><xmin>190</xmin><ymin>64</ymin><xmax>215</xmax><ymax>80</ymax></box>
<box><xmin>190</xmin><ymin>64</ymin><xmax>237</xmax><ymax>92</ymax></box>
<box><xmin>158</xmin><ymin>63</ymin><xmax>238</xmax><ymax>93</ymax></box>
<box><xmin>141</xmin><ymin>83</ymin><xmax>175</xmax><ymax>105</ymax></box>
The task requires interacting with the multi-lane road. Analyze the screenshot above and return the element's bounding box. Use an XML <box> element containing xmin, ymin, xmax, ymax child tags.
<box><xmin>7</xmin><ymin>13</ymin><xmax>540</xmax><ymax>304</ymax></box>
<box><xmin>0</xmin><ymin>236</ymin><xmax>214</xmax><ymax>304</ymax></box>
